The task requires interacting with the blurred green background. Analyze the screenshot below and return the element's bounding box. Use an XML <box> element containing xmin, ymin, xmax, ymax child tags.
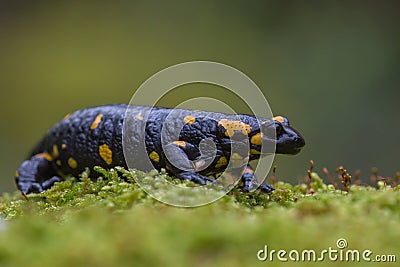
<box><xmin>1</xmin><ymin>0</ymin><xmax>399</xmax><ymax>193</ymax></box>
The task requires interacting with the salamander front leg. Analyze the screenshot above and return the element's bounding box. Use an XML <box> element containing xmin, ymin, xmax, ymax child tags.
<box><xmin>15</xmin><ymin>154</ymin><xmax>63</xmax><ymax>195</ymax></box>
<box><xmin>241</xmin><ymin>165</ymin><xmax>274</xmax><ymax>193</ymax></box>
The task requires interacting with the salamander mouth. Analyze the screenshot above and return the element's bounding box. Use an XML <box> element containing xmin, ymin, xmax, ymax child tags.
<box><xmin>275</xmin><ymin>134</ymin><xmax>305</xmax><ymax>155</ymax></box>
<box><xmin>291</xmin><ymin>146</ymin><xmax>304</xmax><ymax>154</ymax></box>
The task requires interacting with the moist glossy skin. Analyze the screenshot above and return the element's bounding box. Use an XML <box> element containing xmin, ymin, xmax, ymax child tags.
<box><xmin>15</xmin><ymin>104</ymin><xmax>305</xmax><ymax>195</ymax></box>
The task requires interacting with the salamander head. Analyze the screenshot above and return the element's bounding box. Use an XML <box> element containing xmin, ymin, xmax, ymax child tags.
<box><xmin>249</xmin><ymin>116</ymin><xmax>305</xmax><ymax>157</ymax></box>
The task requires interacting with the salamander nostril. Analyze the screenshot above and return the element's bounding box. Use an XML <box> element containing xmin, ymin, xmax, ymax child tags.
<box><xmin>292</xmin><ymin>135</ymin><xmax>305</xmax><ymax>148</ymax></box>
<box><xmin>298</xmin><ymin>137</ymin><xmax>306</xmax><ymax>147</ymax></box>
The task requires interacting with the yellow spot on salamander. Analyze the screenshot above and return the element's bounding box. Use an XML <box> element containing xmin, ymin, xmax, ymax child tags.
<box><xmin>136</xmin><ymin>113</ymin><xmax>143</xmax><ymax>120</ymax></box>
<box><xmin>273</xmin><ymin>116</ymin><xmax>285</xmax><ymax>123</ymax></box>
<box><xmin>173</xmin><ymin>141</ymin><xmax>186</xmax><ymax>147</ymax></box>
<box><xmin>215</xmin><ymin>156</ymin><xmax>227</xmax><ymax>168</ymax></box>
<box><xmin>231</xmin><ymin>153</ymin><xmax>243</xmax><ymax>160</ymax></box>
<box><xmin>99</xmin><ymin>144</ymin><xmax>113</xmax><ymax>165</ymax></box>
<box><xmin>230</xmin><ymin>153</ymin><xmax>247</xmax><ymax>168</ymax></box>
<box><xmin>250</xmin><ymin>133</ymin><xmax>263</xmax><ymax>146</ymax></box>
<box><xmin>149</xmin><ymin>151</ymin><xmax>160</xmax><ymax>163</ymax></box>
<box><xmin>183</xmin><ymin>116</ymin><xmax>196</xmax><ymax>125</ymax></box>
<box><xmin>63</xmin><ymin>113</ymin><xmax>71</xmax><ymax>120</ymax></box>
<box><xmin>250</xmin><ymin>149</ymin><xmax>261</xmax><ymax>155</ymax></box>
<box><xmin>68</xmin><ymin>157</ymin><xmax>78</xmax><ymax>169</ymax></box>
<box><xmin>56</xmin><ymin>160</ymin><xmax>62</xmax><ymax>166</ymax></box>
<box><xmin>52</xmin><ymin>144</ymin><xmax>59</xmax><ymax>158</ymax></box>
<box><xmin>90</xmin><ymin>114</ymin><xmax>103</xmax><ymax>130</ymax></box>
<box><xmin>218</xmin><ymin>119</ymin><xmax>251</xmax><ymax>137</ymax></box>
<box><xmin>15</xmin><ymin>170</ymin><xmax>19</xmax><ymax>177</ymax></box>
<box><xmin>36</xmin><ymin>153</ymin><xmax>53</xmax><ymax>161</ymax></box>
<box><xmin>61</xmin><ymin>144</ymin><xmax>67</xmax><ymax>150</ymax></box>
<box><xmin>244</xmin><ymin>167</ymin><xmax>254</xmax><ymax>174</ymax></box>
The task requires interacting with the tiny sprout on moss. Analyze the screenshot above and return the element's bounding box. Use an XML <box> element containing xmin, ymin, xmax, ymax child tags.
<box><xmin>378</xmin><ymin>176</ymin><xmax>397</xmax><ymax>188</ymax></box>
<box><xmin>353</xmin><ymin>169</ymin><xmax>363</xmax><ymax>186</ymax></box>
<box><xmin>370</xmin><ymin>167</ymin><xmax>378</xmax><ymax>186</ymax></box>
<box><xmin>369</xmin><ymin>167</ymin><xmax>398</xmax><ymax>188</ymax></box>
<box><xmin>270</xmin><ymin>165</ymin><xmax>278</xmax><ymax>186</ymax></box>
<box><xmin>323</xmin><ymin>167</ymin><xmax>338</xmax><ymax>190</ymax></box>
<box><xmin>305</xmin><ymin>160</ymin><xmax>314</xmax><ymax>192</ymax></box>
<box><xmin>353</xmin><ymin>169</ymin><xmax>360</xmax><ymax>180</ymax></box>
<box><xmin>80</xmin><ymin>168</ymin><xmax>91</xmax><ymax>188</ymax></box>
<box><xmin>378</xmin><ymin>177</ymin><xmax>387</xmax><ymax>189</ymax></box>
<box><xmin>385</xmin><ymin>173</ymin><xmax>399</xmax><ymax>188</ymax></box>
<box><xmin>336</xmin><ymin>166</ymin><xmax>352</xmax><ymax>192</ymax></box>
<box><xmin>309</xmin><ymin>160</ymin><xmax>314</xmax><ymax>173</ymax></box>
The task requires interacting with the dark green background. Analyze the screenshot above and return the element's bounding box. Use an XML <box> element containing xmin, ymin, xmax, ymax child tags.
<box><xmin>1</xmin><ymin>1</ymin><xmax>399</xmax><ymax>193</ymax></box>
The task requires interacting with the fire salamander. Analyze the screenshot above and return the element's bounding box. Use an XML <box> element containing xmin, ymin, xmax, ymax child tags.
<box><xmin>15</xmin><ymin>104</ymin><xmax>305</xmax><ymax>195</ymax></box>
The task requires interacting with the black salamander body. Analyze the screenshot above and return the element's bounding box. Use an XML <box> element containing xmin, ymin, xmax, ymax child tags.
<box><xmin>15</xmin><ymin>104</ymin><xmax>305</xmax><ymax>195</ymax></box>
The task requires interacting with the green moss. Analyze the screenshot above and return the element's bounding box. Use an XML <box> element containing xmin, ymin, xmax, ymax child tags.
<box><xmin>1</xmin><ymin>167</ymin><xmax>399</xmax><ymax>267</ymax></box>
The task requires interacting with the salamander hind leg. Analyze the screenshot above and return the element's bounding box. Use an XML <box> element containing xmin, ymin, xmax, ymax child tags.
<box><xmin>15</xmin><ymin>154</ymin><xmax>63</xmax><ymax>195</ymax></box>
<box><xmin>258</xmin><ymin>183</ymin><xmax>275</xmax><ymax>193</ymax></box>
<box><xmin>163</xmin><ymin>141</ymin><xmax>217</xmax><ymax>186</ymax></box>
<box><xmin>175</xmin><ymin>171</ymin><xmax>216</xmax><ymax>185</ymax></box>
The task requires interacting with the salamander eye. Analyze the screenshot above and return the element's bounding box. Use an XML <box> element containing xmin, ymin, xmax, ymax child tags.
<box><xmin>276</xmin><ymin>123</ymin><xmax>285</xmax><ymax>136</ymax></box>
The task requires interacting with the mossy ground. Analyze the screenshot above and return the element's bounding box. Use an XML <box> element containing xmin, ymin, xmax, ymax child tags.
<box><xmin>1</xmin><ymin>167</ymin><xmax>399</xmax><ymax>267</ymax></box>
